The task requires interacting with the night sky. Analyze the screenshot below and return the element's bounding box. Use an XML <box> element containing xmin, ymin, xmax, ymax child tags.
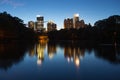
<box><xmin>0</xmin><ymin>0</ymin><xmax>120</xmax><ymax>29</ymax></box>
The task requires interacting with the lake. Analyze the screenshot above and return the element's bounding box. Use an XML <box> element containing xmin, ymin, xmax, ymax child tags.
<box><xmin>0</xmin><ymin>40</ymin><xmax>120</xmax><ymax>80</ymax></box>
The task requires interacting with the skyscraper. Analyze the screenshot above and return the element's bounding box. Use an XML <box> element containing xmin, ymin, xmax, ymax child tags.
<box><xmin>73</xmin><ymin>13</ymin><xmax>79</xmax><ymax>28</ymax></box>
<box><xmin>28</xmin><ymin>21</ymin><xmax>34</xmax><ymax>30</ymax></box>
<box><xmin>64</xmin><ymin>13</ymin><xmax>85</xmax><ymax>29</ymax></box>
<box><xmin>36</xmin><ymin>15</ymin><xmax>44</xmax><ymax>32</ymax></box>
<box><xmin>64</xmin><ymin>18</ymin><xmax>73</xmax><ymax>29</ymax></box>
<box><xmin>47</xmin><ymin>21</ymin><xmax>57</xmax><ymax>32</ymax></box>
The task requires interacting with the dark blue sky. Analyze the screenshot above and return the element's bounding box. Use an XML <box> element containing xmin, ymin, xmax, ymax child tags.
<box><xmin>0</xmin><ymin>0</ymin><xmax>120</xmax><ymax>29</ymax></box>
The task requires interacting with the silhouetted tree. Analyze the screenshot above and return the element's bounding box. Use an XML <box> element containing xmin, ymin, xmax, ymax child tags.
<box><xmin>94</xmin><ymin>15</ymin><xmax>120</xmax><ymax>43</ymax></box>
<box><xmin>0</xmin><ymin>11</ymin><xmax>37</xmax><ymax>41</ymax></box>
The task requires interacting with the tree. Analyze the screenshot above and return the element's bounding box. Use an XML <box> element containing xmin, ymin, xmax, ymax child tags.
<box><xmin>0</xmin><ymin>11</ymin><xmax>37</xmax><ymax>41</ymax></box>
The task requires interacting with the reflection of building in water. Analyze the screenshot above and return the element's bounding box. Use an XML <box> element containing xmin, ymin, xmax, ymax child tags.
<box><xmin>47</xmin><ymin>43</ymin><xmax>57</xmax><ymax>59</ymax></box>
<box><xmin>64</xmin><ymin>46</ymin><xmax>85</xmax><ymax>67</ymax></box>
<box><xmin>36</xmin><ymin>40</ymin><xmax>47</xmax><ymax>65</ymax></box>
<box><xmin>28</xmin><ymin>40</ymin><xmax>47</xmax><ymax>65</ymax></box>
<box><xmin>36</xmin><ymin>43</ymin><xmax>44</xmax><ymax>65</ymax></box>
<box><xmin>29</xmin><ymin>45</ymin><xmax>36</xmax><ymax>57</ymax></box>
<box><xmin>74</xmin><ymin>56</ymin><xmax>80</xmax><ymax>67</ymax></box>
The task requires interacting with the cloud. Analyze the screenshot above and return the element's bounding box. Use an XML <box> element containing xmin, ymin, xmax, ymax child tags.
<box><xmin>0</xmin><ymin>0</ymin><xmax>24</xmax><ymax>8</ymax></box>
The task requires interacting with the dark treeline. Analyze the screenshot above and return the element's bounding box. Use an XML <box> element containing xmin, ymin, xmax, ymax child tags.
<box><xmin>48</xmin><ymin>15</ymin><xmax>120</xmax><ymax>44</ymax></box>
<box><xmin>0</xmin><ymin>12</ymin><xmax>37</xmax><ymax>41</ymax></box>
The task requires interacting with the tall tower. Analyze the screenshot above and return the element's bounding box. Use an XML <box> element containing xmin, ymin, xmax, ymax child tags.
<box><xmin>74</xmin><ymin>13</ymin><xmax>79</xmax><ymax>28</ymax></box>
<box><xmin>36</xmin><ymin>15</ymin><xmax>44</xmax><ymax>32</ymax></box>
<box><xmin>28</xmin><ymin>21</ymin><xmax>35</xmax><ymax>30</ymax></box>
<box><xmin>47</xmin><ymin>21</ymin><xmax>57</xmax><ymax>32</ymax></box>
<box><xmin>64</xmin><ymin>18</ymin><xmax>73</xmax><ymax>29</ymax></box>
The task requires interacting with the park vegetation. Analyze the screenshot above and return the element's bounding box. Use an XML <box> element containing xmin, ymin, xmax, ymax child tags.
<box><xmin>0</xmin><ymin>12</ymin><xmax>37</xmax><ymax>41</ymax></box>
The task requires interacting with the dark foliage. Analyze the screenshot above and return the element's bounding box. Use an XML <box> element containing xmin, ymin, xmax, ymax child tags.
<box><xmin>0</xmin><ymin>12</ymin><xmax>37</xmax><ymax>41</ymax></box>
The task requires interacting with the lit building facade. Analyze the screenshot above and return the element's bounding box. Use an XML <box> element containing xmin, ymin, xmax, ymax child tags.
<box><xmin>47</xmin><ymin>21</ymin><xmax>57</xmax><ymax>32</ymax></box>
<box><xmin>74</xmin><ymin>14</ymin><xmax>79</xmax><ymax>28</ymax></box>
<box><xmin>64</xmin><ymin>13</ymin><xmax>85</xmax><ymax>29</ymax></box>
<box><xmin>28</xmin><ymin>21</ymin><xmax>35</xmax><ymax>30</ymax></box>
<box><xmin>64</xmin><ymin>18</ymin><xmax>73</xmax><ymax>29</ymax></box>
<box><xmin>35</xmin><ymin>16</ymin><xmax>44</xmax><ymax>32</ymax></box>
<box><xmin>75</xmin><ymin>20</ymin><xmax>85</xmax><ymax>29</ymax></box>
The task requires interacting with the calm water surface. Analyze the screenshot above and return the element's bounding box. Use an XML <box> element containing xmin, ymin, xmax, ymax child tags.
<box><xmin>0</xmin><ymin>40</ymin><xmax>120</xmax><ymax>80</ymax></box>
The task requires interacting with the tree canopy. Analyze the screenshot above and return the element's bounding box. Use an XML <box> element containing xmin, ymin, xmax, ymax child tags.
<box><xmin>0</xmin><ymin>11</ymin><xmax>37</xmax><ymax>41</ymax></box>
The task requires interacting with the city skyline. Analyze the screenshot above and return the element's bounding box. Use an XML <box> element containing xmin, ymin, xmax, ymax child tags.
<box><xmin>0</xmin><ymin>0</ymin><xmax>120</xmax><ymax>29</ymax></box>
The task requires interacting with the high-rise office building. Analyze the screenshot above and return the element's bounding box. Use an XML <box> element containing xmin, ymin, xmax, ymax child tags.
<box><xmin>64</xmin><ymin>13</ymin><xmax>85</xmax><ymax>29</ymax></box>
<box><xmin>28</xmin><ymin>21</ymin><xmax>35</xmax><ymax>30</ymax></box>
<box><xmin>74</xmin><ymin>13</ymin><xmax>79</xmax><ymax>28</ymax></box>
<box><xmin>36</xmin><ymin>15</ymin><xmax>44</xmax><ymax>32</ymax></box>
<box><xmin>47</xmin><ymin>21</ymin><xmax>57</xmax><ymax>32</ymax></box>
<box><xmin>80</xmin><ymin>20</ymin><xmax>85</xmax><ymax>28</ymax></box>
<box><xmin>75</xmin><ymin>20</ymin><xmax>85</xmax><ymax>29</ymax></box>
<box><xmin>64</xmin><ymin>18</ymin><xmax>73</xmax><ymax>29</ymax></box>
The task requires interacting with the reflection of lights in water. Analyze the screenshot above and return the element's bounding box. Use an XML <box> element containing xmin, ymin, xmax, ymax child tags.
<box><xmin>37</xmin><ymin>59</ymin><xmax>42</xmax><ymax>65</ymax></box>
<box><xmin>38</xmin><ymin>52</ymin><xmax>44</xmax><ymax>59</ymax></box>
<box><xmin>67</xmin><ymin>57</ymin><xmax>70</xmax><ymax>63</ymax></box>
<box><xmin>71</xmin><ymin>58</ymin><xmax>73</xmax><ymax>62</ymax></box>
<box><xmin>75</xmin><ymin>57</ymin><xmax>80</xmax><ymax>67</ymax></box>
<box><xmin>35</xmin><ymin>40</ymin><xmax>47</xmax><ymax>66</ymax></box>
<box><xmin>48</xmin><ymin>53</ymin><xmax>54</xmax><ymax>59</ymax></box>
<box><xmin>37</xmin><ymin>52</ymin><xmax>44</xmax><ymax>65</ymax></box>
<box><xmin>36</xmin><ymin>44</ymin><xmax>44</xmax><ymax>66</ymax></box>
<box><xmin>80</xmin><ymin>56</ymin><xmax>83</xmax><ymax>60</ymax></box>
